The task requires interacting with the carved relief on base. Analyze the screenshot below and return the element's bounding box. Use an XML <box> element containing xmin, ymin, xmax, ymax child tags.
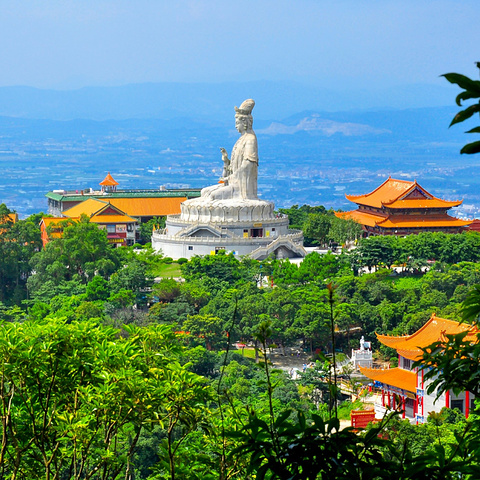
<box><xmin>180</xmin><ymin>198</ymin><xmax>275</xmax><ymax>223</ymax></box>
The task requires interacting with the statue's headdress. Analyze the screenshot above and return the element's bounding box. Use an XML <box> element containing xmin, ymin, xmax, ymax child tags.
<box><xmin>235</xmin><ymin>99</ymin><xmax>255</xmax><ymax>115</ymax></box>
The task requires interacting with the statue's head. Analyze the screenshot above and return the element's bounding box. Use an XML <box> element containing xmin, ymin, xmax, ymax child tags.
<box><xmin>234</xmin><ymin>99</ymin><xmax>255</xmax><ymax>132</ymax></box>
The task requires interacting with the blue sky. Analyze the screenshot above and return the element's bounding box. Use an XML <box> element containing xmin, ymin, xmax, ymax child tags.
<box><xmin>1</xmin><ymin>0</ymin><xmax>479</xmax><ymax>91</ymax></box>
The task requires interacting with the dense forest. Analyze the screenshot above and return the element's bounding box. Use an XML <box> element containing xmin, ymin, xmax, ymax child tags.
<box><xmin>1</xmin><ymin>201</ymin><xmax>480</xmax><ymax>479</ymax></box>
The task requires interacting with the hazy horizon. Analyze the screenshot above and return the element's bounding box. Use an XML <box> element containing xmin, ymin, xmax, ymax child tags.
<box><xmin>1</xmin><ymin>1</ymin><xmax>478</xmax><ymax>95</ymax></box>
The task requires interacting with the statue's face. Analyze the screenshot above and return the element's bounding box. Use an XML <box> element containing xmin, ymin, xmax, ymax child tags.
<box><xmin>235</xmin><ymin>115</ymin><xmax>248</xmax><ymax>133</ymax></box>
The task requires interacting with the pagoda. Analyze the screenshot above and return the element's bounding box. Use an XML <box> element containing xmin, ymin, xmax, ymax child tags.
<box><xmin>99</xmin><ymin>172</ymin><xmax>119</xmax><ymax>193</ymax></box>
<box><xmin>337</xmin><ymin>177</ymin><xmax>471</xmax><ymax>236</ymax></box>
<box><xmin>360</xmin><ymin>314</ymin><xmax>478</xmax><ymax>423</ymax></box>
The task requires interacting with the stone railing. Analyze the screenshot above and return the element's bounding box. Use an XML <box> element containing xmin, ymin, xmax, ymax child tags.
<box><xmin>248</xmin><ymin>234</ymin><xmax>306</xmax><ymax>259</ymax></box>
<box><xmin>166</xmin><ymin>214</ymin><xmax>290</xmax><ymax>227</ymax></box>
<box><xmin>152</xmin><ymin>229</ymin><xmax>304</xmax><ymax>245</ymax></box>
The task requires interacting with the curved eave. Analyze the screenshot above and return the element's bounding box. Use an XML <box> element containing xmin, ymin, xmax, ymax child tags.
<box><xmin>383</xmin><ymin>199</ymin><xmax>463</xmax><ymax>209</ymax></box>
<box><xmin>336</xmin><ymin>209</ymin><xmax>386</xmax><ymax>228</ymax></box>
<box><xmin>375</xmin><ymin>215</ymin><xmax>471</xmax><ymax>228</ymax></box>
<box><xmin>376</xmin><ymin>315</ymin><xmax>477</xmax><ymax>352</ymax></box>
<box><xmin>359</xmin><ymin>366</ymin><xmax>417</xmax><ymax>393</ymax></box>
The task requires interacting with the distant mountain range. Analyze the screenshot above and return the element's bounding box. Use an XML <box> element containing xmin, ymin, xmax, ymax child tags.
<box><xmin>1</xmin><ymin>88</ymin><xmax>476</xmax><ymax>218</ymax></box>
<box><xmin>0</xmin><ymin>80</ymin><xmax>459</xmax><ymax>122</ymax></box>
<box><xmin>0</xmin><ymin>106</ymin><xmax>466</xmax><ymax>144</ymax></box>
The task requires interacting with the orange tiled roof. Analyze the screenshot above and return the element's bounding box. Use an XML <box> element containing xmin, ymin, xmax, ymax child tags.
<box><xmin>359</xmin><ymin>366</ymin><xmax>417</xmax><ymax>393</ymax></box>
<box><xmin>336</xmin><ymin>210</ymin><xmax>470</xmax><ymax>229</ymax></box>
<box><xmin>377</xmin><ymin>314</ymin><xmax>478</xmax><ymax>361</ymax></box>
<box><xmin>108</xmin><ymin>197</ymin><xmax>186</xmax><ymax>217</ymax></box>
<box><xmin>345</xmin><ymin>177</ymin><xmax>463</xmax><ymax>209</ymax></box>
<box><xmin>345</xmin><ymin>178</ymin><xmax>416</xmax><ymax>208</ymax></box>
<box><xmin>90</xmin><ymin>213</ymin><xmax>136</xmax><ymax>224</ymax></box>
<box><xmin>376</xmin><ymin>214</ymin><xmax>471</xmax><ymax>229</ymax></box>
<box><xmin>385</xmin><ymin>198</ymin><xmax>462</xmax><ymax>209</ymax></box>
<box><xmin>336</xmin><ymin>210</ymin><xmax>386</xmax><ymax>227</ymax></box>
<box><xmin>41</xmin><ymin>217</ymin><xmax>74</xmax><ymax>227</ymax></box>
<box><xmin>99</xmin><ymin>172</ymin><xmax>119</xmax><ymax>186</ymax></box>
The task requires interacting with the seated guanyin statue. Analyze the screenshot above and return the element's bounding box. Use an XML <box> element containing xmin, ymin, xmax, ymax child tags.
<box><xmin>201</xmin><ymin>98</ymin><xmax>259</xmax><ymax>201</ymax></box>
<box><xmin>180</xmin><ymin>98</ymin><xmax>275</xmax><ymax>223</ymax></box>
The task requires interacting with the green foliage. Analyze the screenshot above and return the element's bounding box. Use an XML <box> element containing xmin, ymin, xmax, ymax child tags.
<box><xmin>0</xmin><ymin>318</ymin><xmax>212</xmax><ymax>479</ymax></box>
<box><xmin>0</xmin><ymin>208</ymin><xmax>43</xmax><ymax>305</ymax></box>
<box><xmin>443</xmin><ymin>71</ymin><xmax>480</xmax><ymax>154</ymax></box>
<box><xmin>181</xmin><ymin>250</ymin><xmax>243</xmax><ymax>284</ymax></box>
<box><xmin>28</xmin><ymin>216</ymin><xmax>120</xmax><ymax>301</ymax></box>
<box><xmin>139</xmin><ymin>216</ymin><xmax>166</xmax><ymax>244</ymax></box>
<box><xmin>354</xmin><ymin>232</ymin><xmax>480</xmax><ymax>272</ymax></box>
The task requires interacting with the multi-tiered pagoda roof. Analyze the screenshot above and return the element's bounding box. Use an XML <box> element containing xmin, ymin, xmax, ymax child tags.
<box><xmin>337</xmin><ymin>177</ymin><xmax>471</xmax><ymax>235</ymax></box>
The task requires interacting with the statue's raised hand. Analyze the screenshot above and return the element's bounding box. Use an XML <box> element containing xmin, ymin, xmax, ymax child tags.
<box><xmin>220</xmin><ymin>147</ymin><xmax>229</xmax><ymax>160</ymax></box>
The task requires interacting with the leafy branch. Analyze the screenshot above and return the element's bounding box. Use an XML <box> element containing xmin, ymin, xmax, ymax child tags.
<box><xmin>443</xmin><ymin>70</ymin><xmax>480</xmax><ymax>154</ymax></box>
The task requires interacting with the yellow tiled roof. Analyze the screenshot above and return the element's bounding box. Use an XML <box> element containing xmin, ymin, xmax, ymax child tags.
<box><xmin>108</xmin><ymin>197</ymin><xmax>186</xmax><ymax>217</ymax></box>
<box><xmin>359</xmin><ymin>366</ymin><xmax>417</xmax><ymax>393</ymax></box>
<box><xmin>41</xmin><ymin>217</ymin><xmax>72</xmax><ymax>226</ymax></box>
<box><xmin>62</xmin><ymin>198</ymin><xmax>109</xmax><ymax>217</ymax></box>
<box><xmin>0</xmin><ymin>213</ymin><xmax>18</xmax><ymax>225</ymax></box>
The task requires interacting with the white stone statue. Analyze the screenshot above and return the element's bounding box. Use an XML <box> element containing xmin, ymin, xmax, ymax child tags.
<box><xmin>201</xmin><ymin>99</ymin><xmax>258</xmax><ymax>201</ymax></box>
<box><xmin>179</xmin><ymin>98</ymin><xmax>276</xmax><ymax>223</ymax></box>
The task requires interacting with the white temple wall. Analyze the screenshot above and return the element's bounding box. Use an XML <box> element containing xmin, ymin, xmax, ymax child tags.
<box><xmin>153</xmin><ymin>239</ymin><xmax>265</xmax><ymax>259</ymax></box>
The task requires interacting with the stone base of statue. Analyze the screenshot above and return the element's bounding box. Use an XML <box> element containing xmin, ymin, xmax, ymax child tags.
<box><xmin>151</xmin><ymin>98</ymin><xmax>306</xmax><ymax>260</ymax></box>
<box><xmin>152</xmin><ymin>197</ymin><xmax>305</xmax><ymax>260</ymax></box>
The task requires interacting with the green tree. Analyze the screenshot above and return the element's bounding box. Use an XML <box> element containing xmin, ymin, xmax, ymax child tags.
<box><xmin>0</xmin><ymin>318</ymin><xmax>212</xmax><ymax>479</ymax></box>
<box><xmin>183</xmin><ymin>313</ymin><xmax>227</xmax><ymax>350</ymax></box>
<box><xmin>303</xmin><ymin>213</ymin><xmax>332</xmax><ymax>247</ymax></box>
<box><xmin>139</xmin><ymin>216</ymin><xmax>166</xmax><ymax>244</ymax></box>
<box><xmin>0</xmin><ymin>208</ymin><xmax>43</xmax><ymax>305</ymax></box>
<box><xmin>28</xmin><ymin>216</ymin><xmax>120</xmax><ymax>300</ymax></box>
<box><xmin>328</xmin><ymin>216</ymin><xmax>363</xmax><ymax>246</ymax></box>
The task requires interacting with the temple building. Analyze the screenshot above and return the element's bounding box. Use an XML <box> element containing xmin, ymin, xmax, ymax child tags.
<box><xmin>336</xmin><ymin>177</ymin><xmax>471</xmax><ymax>236</ymax></box>
<box><xmin>46</xmin><ymin>173</ymin><xmax>201</xmax><ymax>223</ymax></box>
<box><xmin>40</xmin><ymin>199</ymin><xmax>137</xmax><ymax>247</ymax></box>
<box><xmin>360</xmin><ymin>314</ymin><xmax>477</xmax><ymax>423</ymax></box>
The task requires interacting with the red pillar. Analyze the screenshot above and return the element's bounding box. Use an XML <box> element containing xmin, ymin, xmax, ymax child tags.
<box><xmin>445</xmin><ymin>390</ymin><xmax>450</xmax><ymax>409</ymax></box>
<box><xmin>382</xmin><ymin>390</ymin><xmax>385</xmax><ymax>407</ymax></box>
<box><xmin>402</xmin><ymin>396</ymin><xmax>406</xmax><ymax>419</ymax></box>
